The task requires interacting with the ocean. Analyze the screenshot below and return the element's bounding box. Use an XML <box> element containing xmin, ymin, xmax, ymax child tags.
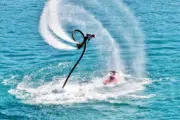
<box><xmin>0</xmin><ymin>0</ymin><xmax>180</xmax><ymax>119</ymax></box>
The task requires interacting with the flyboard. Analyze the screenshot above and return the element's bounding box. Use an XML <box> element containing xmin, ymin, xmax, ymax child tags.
<box><xmin>62</xmin><ymin>29</ymin><xmax>95</xmax><ymax>88</ymax></box>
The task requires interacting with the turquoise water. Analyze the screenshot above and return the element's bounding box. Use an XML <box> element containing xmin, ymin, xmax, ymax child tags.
<box><xmin>0</xmin><ymin>0</ymin><xmax>180</xmax><ymax>119</ymax></box>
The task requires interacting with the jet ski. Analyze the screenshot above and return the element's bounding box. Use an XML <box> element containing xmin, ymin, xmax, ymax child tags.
<box><xmin>103</xmin><ymin>71</ymin><xmax>120</xmax><ymax>85</ymax></box>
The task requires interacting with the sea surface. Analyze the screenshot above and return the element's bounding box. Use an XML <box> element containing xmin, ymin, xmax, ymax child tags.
<box><xmin>0</xmin><ymin>0</ymin><xmax>180</xmax><ymax>120</ymax></box>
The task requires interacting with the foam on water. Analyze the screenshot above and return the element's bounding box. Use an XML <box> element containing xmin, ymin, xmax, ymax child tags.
<box><xmin>9</xmin><ymin>74</ymin><xmax>151</xmax><ymax>105</ymax></box>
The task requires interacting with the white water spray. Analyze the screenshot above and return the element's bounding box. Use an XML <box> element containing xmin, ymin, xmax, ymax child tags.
<box><xmin>114</xmin><ymin>0</ymin><xmax>146</xmax><ymax>77</ymax></box>
<box><xmin>9</xmin><ymin>76</ymin><xmax>151</xmax><ymax>105</ymax></box>
<box><xmin>39</xmin><ymin>0</ymin><xmax>76</xmax><ymax>50</ymax></box>
<box><xmin>57</xmin><ymin>1</ymin><xmax>124</xmax><ymax>72</ymax></box>
<box><xmin>65</xmin><ymin>0</ymin><xmax>146</xmax><ymax>77</ymax></box>
<box><xmin>48</xmin><ymin>0</ymin><xmax>77</xmax><ymax>44</ymax></box>
<box><xmin>40</xmin><ymin>0</ymin><xmax>125</xmax><ymax>72</ymax></box>
<box><xmin>96</xmin><ymin>0</ymin><xmax>146</xmax><ymax>77</ymax></box>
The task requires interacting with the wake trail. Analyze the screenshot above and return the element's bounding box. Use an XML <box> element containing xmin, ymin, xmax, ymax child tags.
<box><xmin>115</xmin><ymin>0</ymin><xmax>146</xmax><ymax>77</ymax></box>
<box><xmin>48</xmin><ymin>0</ymin><xmax>77</xmax><ymax>44</ymax></box>
<box><xmin>39</xmin><ymin>0</ymin><xmax>76</xmax><ymax>50</ymax></box>
<box><xmin>9</xmin><ymin>75</ymin><xmax>151</xmax><ymax>105</ymax></box>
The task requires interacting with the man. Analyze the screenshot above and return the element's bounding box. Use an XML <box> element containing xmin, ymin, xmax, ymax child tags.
<box><xmin>103</xmin><ymin>71</ymin><xmax>120</xmax><ymax>85</ymax></box>
<box><xmin>77</xmin><ymin>34</ymin><xmax>95</xmax><ymax>49</ymax></box>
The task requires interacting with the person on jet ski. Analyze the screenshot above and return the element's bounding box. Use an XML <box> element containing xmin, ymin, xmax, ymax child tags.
<box><xmin>103</xmin><ymin>71</ymin><xmax>120</xmax><ymax>85</ymax></box>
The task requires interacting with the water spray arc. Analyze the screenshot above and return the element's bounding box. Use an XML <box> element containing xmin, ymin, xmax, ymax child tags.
<box><xmin>62</xmin><ymin>30</ymin><xmax>95</xmax><ymax>88</ymax></box>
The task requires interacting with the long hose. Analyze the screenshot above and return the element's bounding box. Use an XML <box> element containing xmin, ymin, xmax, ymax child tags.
<box><xmin>62</xmin><ymin>30</ymin><xmax>87</xmax><ymax>88</ymax></box>
<box><xmin>62</xmin><ymin>43</ymin><xmax>86</xmax><ymax>88</ymax></box>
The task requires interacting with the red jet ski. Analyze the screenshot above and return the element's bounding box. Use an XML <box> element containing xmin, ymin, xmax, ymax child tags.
<box><xmin>103</xmin><ymin>71</ymin><xmax>120</xmax><ymax>85</ymax></box>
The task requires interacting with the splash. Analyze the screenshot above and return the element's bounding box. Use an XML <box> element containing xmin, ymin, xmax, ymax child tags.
<box><xmin>48</xmin><ymin>0</ymin><xmax>77</xmax><ymax>44</ymax></box>
<box><xmin>57</xmin><ymin>0</ymin><xmax>124</xmax><ymax>72</ymax></box>
<box><xmin>99</xmin><ymin>0</ymin><xmax>146</xmax><ymax>77</ymax></box>
<box><xmin>115</xmin><ymin>0</ymin><xmax>146</xmax><ymax>77</ymax></box>
<box><xmin>9</xmin><ymin>76</ymin><xmax>151</xmax><ymax>105</ymax></box>
<box><xmin>71</xmin><ymin>0</ymin><xmax>146</xmax><ymax>77</ymax></box>
<box><xmin>40</xmin><ymin>0</ymin><xmax>125</xmax><ymax>72</ymax></box>
<box><xmin>39</xmin><ymin>0</ymin><xmax>76</xmax><ymax>50</ymax></box>
<box><xmin>42</xmin><ymin>0</ymin><xmax>147</xmax><ymax>77</ymax></box>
